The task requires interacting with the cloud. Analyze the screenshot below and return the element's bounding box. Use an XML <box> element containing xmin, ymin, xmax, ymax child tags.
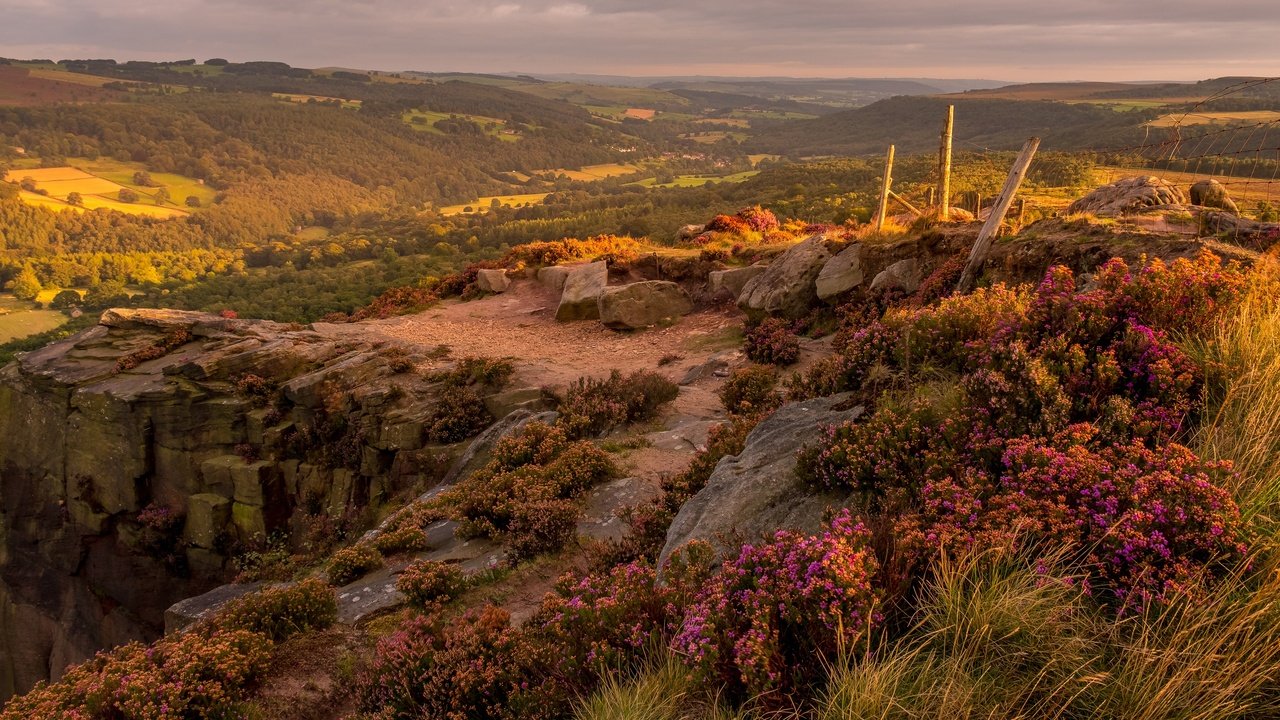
<box><xmin>1</xmin><ymin>0</ymin><xmax>1277</xmax><ymax>81</ymax></box>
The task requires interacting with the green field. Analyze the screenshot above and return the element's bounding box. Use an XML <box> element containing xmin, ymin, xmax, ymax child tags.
<box><xmin>274</xmin><ymin>93</ymin><xmax>362</xmax><ymax>109</ymax></box>
<box><xmin>402</xmin><ymin>109</ymin><xmax>519</xmax><ymax>141</ymax></box>
<box><xmin>513</xmin><ymin>82</ymin><xmax>688</xmax><ymax>110</ymax></box>
<box><xmin>0</xmin><ymin>296</ymin><xmax>67</xmax><ymax>343</ymax></box>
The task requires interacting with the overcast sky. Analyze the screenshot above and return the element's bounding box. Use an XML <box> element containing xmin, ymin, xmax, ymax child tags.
<box><xmin>3</xmin><ymin>0</ymin><xmax>1279</xmax><ymax>82</ymax></box>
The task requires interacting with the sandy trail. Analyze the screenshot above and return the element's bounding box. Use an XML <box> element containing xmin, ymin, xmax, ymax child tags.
<box><xmin>361</xmin><ymin>280</ymin><xmax>745</xmax><ymax>389</ymax></box>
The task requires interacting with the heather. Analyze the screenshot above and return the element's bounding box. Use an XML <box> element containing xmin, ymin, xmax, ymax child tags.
<box><xmin>796</xmin><ymin>251</ymin><xmax>1251</xmax><ymax>612</ymax></box>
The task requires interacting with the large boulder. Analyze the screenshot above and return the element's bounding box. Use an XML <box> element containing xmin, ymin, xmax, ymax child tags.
<box><xmin>708</xmin><ymin>265</ymin><xmax>766</xmax><ymax>299</ymax></box>
<box><xmin>597</xmin><ymin>281</ymin><xmax>693</xmax><ymax>329</ymax></box>
<box><xmin>737</xmin><ymin>235</ymin><xmax>833</xmax><ymax>319</ymax></box>
<box><xmin>555</xmin><ymin>261</ymin><xmax>608</xmax><ymax>322</ymax></box>
<box><xmin>475</xmin><ymin>268</ymin><xmax>510</xmax><ymax>293</ymax></box>
<box><xmin>1067</xmin><ymin>176</ymin><xmax>1186</xmax><ymax>216</ymax></box>
<box><xmin>1190</xmin><ymin>179</ymin><xmax>1239</xmax><ymax>214</ymax></box>
<box><xmin>870</xmin><ymin>258</ymin><xmax>922</xmax><ymax>294</ymax></box>
<box><xmin>815</xmin><ymin>243</ymin><xmax>865</xmax><ymax>300</ymax></box>
<box><xmin>537</xmin><ymin>265</ymin><xmax>572</xmax><ymax>292</ymax></box>
<box><xmin>658</xmin><ymin>394</ymin><xmax>864</xmax><ymax>569</ymax></box>
<box><xmin>677</xmin><ymin>224</ymin><xmax>706</xmax><ymax>242</ymax></box>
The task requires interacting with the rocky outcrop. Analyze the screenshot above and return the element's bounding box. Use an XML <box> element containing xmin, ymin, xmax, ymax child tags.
<box><xmin>870</xmin><ymin>258</ymin><xmax>922</xmax><ymax>294</ymax></box>
<box><xmin>0</xmin><ymin>309</ymin><xmax>495</xmax><ymax>698</ymax></box>
<box><xmin>597</xmin><ymin>281</ymin><xmax>693</xmax><ymax>330</ymax></box>
<box><xmin>737</xmin><ymin>235</ymin><xmax>833</xmax><ymax>319</ymax></box>
<box><xmin>1067</xmin><ymin>176</ymin><xmax>1186</xmax><ymax>216</ymax></box>
<box><xmin>677</xmin><ymin>224</ymin><xmax>706</xmax><ymax>242</ymax></box>
<box><xmin>1190</xmin><ymin>179</ymin><xmax>1239</xmax><ymax>214</ymax></box>
<box><xmin>815</xmin><ymin>243</ymin><xmax>865</xmax><ymax>300</ymax></box>
<box><xmin>554</xmin><ymin>261</ymin><xmax>608</xmax><ymax>322</ymax></box>
<box><xmin>658</xmin><ymin>394</ymin><xmax>864</xmax><ymax>569</ymax></box>
<box><xmin>475</xmin><ymin>269</ymin><xmax>510</xmax><ymax>293</ymax></box>
<box><xmin>708</xmin><ymin>265</ymin><xmax>766</xmax><ymax>299</ymax></box>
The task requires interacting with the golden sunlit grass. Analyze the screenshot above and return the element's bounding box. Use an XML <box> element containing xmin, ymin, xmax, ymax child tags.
<box><xmin>4</xmin><ymin>160</ymin><xmax>212</xmax><ymax>219</ymax></box>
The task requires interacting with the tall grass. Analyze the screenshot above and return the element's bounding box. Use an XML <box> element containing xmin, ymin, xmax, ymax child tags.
<box><xmin>814</xmin><ymin>548</ymin><xmax>1280</xmax><ymax>720</ymax></box>
<box><xmin>1191</xmin><ymin>259</ymin><xmax>1280</xmax><ymax>529</ymax></box>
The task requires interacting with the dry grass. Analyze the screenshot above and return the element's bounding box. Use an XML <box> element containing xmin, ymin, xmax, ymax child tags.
<box><xmin>1191</xmin><ymin>259</ymin><xmax>1280</xmax><ymax>527</ymax></box>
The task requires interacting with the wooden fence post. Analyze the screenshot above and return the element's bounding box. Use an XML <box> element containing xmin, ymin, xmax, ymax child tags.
<box><xmin>938</xmin><ymin>105</ymin><xmax>954</xmax><ymax>219</ymax></box>
<box><xmin>956</xmin><ymin>137</ymin><xmax>1041</xmax><ymax>293</ymax></box>
<box><xmin>875</xmin><ymin>144</ymin><xmax>895</xmax><ymax>232</ymax></box>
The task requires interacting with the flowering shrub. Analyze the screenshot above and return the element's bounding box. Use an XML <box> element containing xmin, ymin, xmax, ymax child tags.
<box><xmin>558</xmin><ymin>370</ymin><xmax>679</xmax><ymax>439</ymax></box>
<box><xmin>234</xmin><ymin>373</ymin><xmax>276</xmax><ymax>405</ymax></box>
<box><xmin>744</xmin><ymin>317</ymin><xmax>801</xmax><ymax>365</ymax></box>
<box><xmin>136</xmin><ymin>502</ymin><xmax>185</xmax><ymax>560</ymax></box>
<box><xmin>374</xmin><ymin>524</ymin><xmax>431</xmax><ymax>555</ymax></box>
<box><xmin>501</xmin><ymin>235</ymin><xmax>641</xmax><ymax>268</ymax></box>
<box><xmin>673</xmin><ymin>510</ymin><xmax>881</xmax><ymax>702</ymax></box>
<box><xmin>327</xmin><ymin>543</ymin><xmax>383</xmax><ymax>586</ymax></box>
<box><xmin>441</xmin><ymin>422</ymin><xmax>615</xmax><ymax>557</ymax></box>
<box><xmin>0</xmin><ymin>628</ymin><xmax>271</xmax><ymax>720</ymax></box>
<box><xmin>425</xmin><ymin>384</ymin><xmax>493</xmax><ymax>444</ymax></box>
<box><xmin>736</xmin><ymin>205</ymin><xmax>780</xmax><ymax>233</ymax></box>
<box><xmin>348</xmin><ymin>284</ymin><xmax>438</xmax><ymax>321</ymax></box>
<box><xmin>794</xmin><ymin>252</ymin><xmax>1253</xmax><ymax>612</ymax></box>
<box><xmin>506</xmin><ymin>498</ymin><xmax>581</xmax><ymax>561</ymax></box>
<box><xmin>114</xmin><ymin>329</ymin><xmax>194</xmax><ymax>372</ymax></box>
<box><xmin>217</xmin><ymin>578</ymin><xmax>338</xmax><ymax>642</ymax></box>
<box><xmin>706</xmin><ymin>214</ymin><xmax>750</xmax><ymax>235</ymax></box>
<box><xmin>356</xmin><ymin>606</ymin><xmax>541</xmax><ymax>720</ymax></box>
<box><xmin>396</xmin><ymin>560</ymin><xmax>467</xmax><ymax>609</ymax></box>
<box><xmin>719</xmin><ymin>365</ymin><xmax>781</xmax><ymax>415</ymax></box>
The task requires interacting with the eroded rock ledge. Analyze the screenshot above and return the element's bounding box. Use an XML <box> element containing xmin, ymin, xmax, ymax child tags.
<box><xmin>0</xmin><ymin>309</ymin><xmax>533</xmax><ymax>698</ymax></box>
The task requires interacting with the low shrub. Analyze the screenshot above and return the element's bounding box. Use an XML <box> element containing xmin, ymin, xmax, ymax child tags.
<box><xmin>441</xmin><ymin>422</ymin><xmax>616</xmax><ymax>558</ymax></box>
<box><xmin>425</xmin><ymin>384</ymin><xmax>493</xmax><ymax>444</ymax></box>
<box><xmin>558</xmin><ymin>370</ymin><xmax>679</xmax><ymax>438</ymax></box>
<box><xmin>0</xmin><ymin>628</ymin><xmax>271</xmax><ymax>720</ymax></box>
<box><xmin>327</xmin><ymin>544</ymin><xmax>383</xmax><ymax>586</ymax></box>
<box><xmin>501</xmin><ymin>235</ymin><xmax>642</xmax><ymax>268</ymax></box>
<box><xmin>217</xmin><ymin>578</ymin><xmax>338</xmax><ymax>642</ymax></box>
<box><xmin>396</xmin><ymin>560</ymin><xmax>467</xmax><ymax>609</ymax></box>
<box><xmin>507</xmin><ymin>498</ymin><xmax>581</xmax><ymax>562</ymax></box>
<box><xmin>718</xmin><ymin>365</ymin><xmax>780</xmax><ymax>415</ymax></box>
<box><xmin>673</xmin><ymin>510</ymin><xmax>881</xmax><ymax>703</ymax></box>
<box><xmin>374</xmin><ymin>524</ymin><xmax>431</xmax><ymax>555</ymax></box>
<box><xmin>356</xmin><ymin>606</ymin><xmax>539</xmax><ymax>720</ymax></box>
<box><xmin>743</xmin><ymin>318</ymin><xmax>800</xmax><ymax>365</ymax></box>
<box><xmin>349</xmin><ymin>284</ymin><xmax>438</xmax><ymax>321</ymax></box>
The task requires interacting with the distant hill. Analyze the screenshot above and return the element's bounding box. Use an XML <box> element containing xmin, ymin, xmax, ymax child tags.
<box><xmin>749</xmin><ymin>95</ymin><xmax>1154</xmax><ymax>156</ymax></box>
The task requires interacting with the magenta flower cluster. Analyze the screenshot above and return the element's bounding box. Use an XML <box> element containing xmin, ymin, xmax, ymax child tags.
<box><xmin>673</xmin><ymin>510</ymin><xmax>880</xmax><ymax>701</ymax></box>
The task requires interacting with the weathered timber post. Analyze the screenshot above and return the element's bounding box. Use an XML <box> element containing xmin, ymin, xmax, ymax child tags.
<box><xmin>938</xmin><ymin>105</ymin><xmax>954</xmax><ymax>219</ymax></box>
<box><xmin>956</xmin><ymin>137</ymin><xmax>1041</xmax><ymax>293</ymax></box>
<box><xmin>875</xmin><ymin>144</ymin><xmax>895</xmax><ymax>232</ymax></box>
<box><xmin>889</xmin><ymin>190</ymin><xmax>924</xmax><ymax>217</ymax></box>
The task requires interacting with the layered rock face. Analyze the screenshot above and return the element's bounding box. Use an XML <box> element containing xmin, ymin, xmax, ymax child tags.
<box><xmin>0</xmin><ymin>309</ymin><xmax>494</xmax><ymax>698</ymax></box>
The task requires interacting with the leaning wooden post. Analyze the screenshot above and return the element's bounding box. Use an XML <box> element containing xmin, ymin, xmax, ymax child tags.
<box><xmin>938</xmin><ymin>105</ymin><xmax>954</xmax><ymax>219</ymax></box>
<box><xmin>875</xmin><ymin>144</ymin><xmax>895</xmax><ymax>232</ymax></box>
<box><xmin>955</xmin><ymin>137</ymin><xmax>1040</xmax><ymax>293</ymax></box>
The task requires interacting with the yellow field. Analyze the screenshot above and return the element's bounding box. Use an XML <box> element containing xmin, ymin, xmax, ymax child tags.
<box><xmin>749</xmin><ymin>154</ymin><xmax>781</xmax><ymax>166</ymax></box>
<box><xmin>4</xmin><ymin>163</ymin><xmax>203</xmax><ymax>219</ymax></box>
<box><xmin>543</xmin><ymin>163</ymin><xmax>643</xmax><ymax>181</ymax></box>
<box><xmin>1148</xmin><ymin>111</ymin><xmax>1280</xmax><ymax>128</ymax></box>
<box><xmin>439</xmin><ymin>193</ymin><xmax>551</xmax><ymax>216</ymax></box>
<box><xmin>25</xmin><ymin>67</ymin><xmax>118</xmax><ymax>87</ymax></box>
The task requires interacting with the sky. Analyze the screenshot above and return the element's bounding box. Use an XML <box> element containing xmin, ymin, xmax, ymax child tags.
<box><xmin>3</xmin><ymin>0</ymin><xmax>1280</xmax><ymax>82</ymax></box>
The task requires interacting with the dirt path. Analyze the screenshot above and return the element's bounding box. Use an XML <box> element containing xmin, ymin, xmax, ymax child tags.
<box><xmin>361</xmin><ymin>279</ymin><xmax>745</xmax><ymax>389</ymax></box>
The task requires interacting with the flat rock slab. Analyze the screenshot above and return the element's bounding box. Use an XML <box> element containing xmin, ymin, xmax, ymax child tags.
<box><xmin>337</xmin><ymin>566</ymin><xmax>404</xmax><ymax>624</ymax></box>
<box><xmin>659</xmin><ymin>393</ymin><xmax>864</xmax><ymax>569</ymax></box>
<box><xmin>816</xmin><ymin>243</ymin><xmax>865</xmax><ymax>300</ymax></box>
<box><xmin>165</xmin><ymin>582</ymin><xmax>265</xmax><ymax>634</ymax></box>
<box><xmin>577</xmin><ymin>476</ymin><xmax>660</xmax><ymax>543</ymax></box>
